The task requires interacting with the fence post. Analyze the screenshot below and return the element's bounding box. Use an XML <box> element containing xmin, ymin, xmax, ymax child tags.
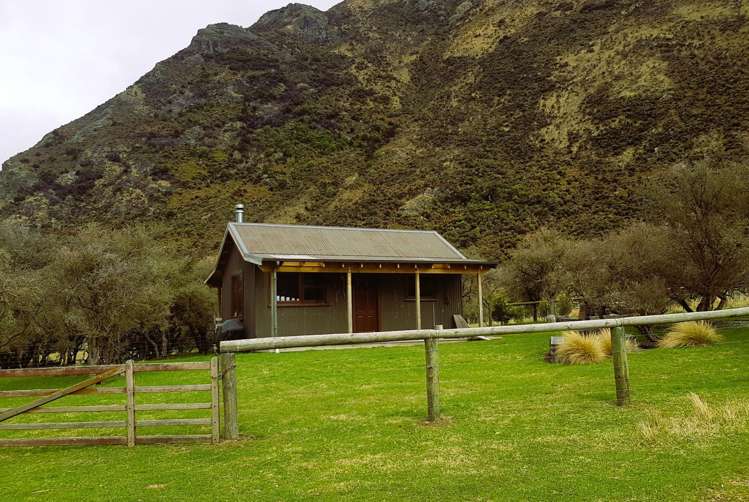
<box><xmin>125</xmin><ymin>360</ymin><xmax>135</xmax><ymax>447</ymax></box>
<box><xmin>611</xmin><ymin>326</ymin><xmax>631</xmax><ymax>406</ymax></box>
<box><xmin>424</xmin><ymin>325</ymin><xmax>442</xmax><ymax>422</ymax></box>
<box><xmin>220</xmin><ymin>353</ymin><xmax>239</xmax><ymax>440</ymax></box>
<box><xmin>210</xmin><ymin>357</ymin><xmax>220</xmax><ymax>443</ymax></box>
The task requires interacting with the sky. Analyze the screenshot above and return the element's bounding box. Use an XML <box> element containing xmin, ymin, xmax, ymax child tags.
<box><xmin>0</xmin><ymin>0</ymin><xmax>340</xmax><ymax>165</ymax></box>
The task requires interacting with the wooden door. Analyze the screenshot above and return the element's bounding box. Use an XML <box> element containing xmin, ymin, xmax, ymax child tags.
<box><xmin>353</xmin><ymin>277</ymin><xmax>379</xmax><ymax>333</ymax></box>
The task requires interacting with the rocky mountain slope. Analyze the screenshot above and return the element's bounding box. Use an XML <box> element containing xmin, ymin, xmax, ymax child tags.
<box><xmin>2</xmin><ymin>0</ymin><xmax>748</xmax><ymax>259</ymax></box>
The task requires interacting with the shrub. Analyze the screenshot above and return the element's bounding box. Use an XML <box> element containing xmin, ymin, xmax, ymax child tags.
<box><xmin>555</xmin><ymin>292</ymin><xmax>574</xmax><ymax>317</ymax></box>
<box><xmin>488</xmin><ymin>291</ymin><xmax>519</xmax><ymax>325</ymax></box>
<box><xmin>595</xmin><ymin>328</ymin><xmax>639</xmax><ymax>356</ymax></box>
<box><xmin>556</xmin><ymin>330</ymin><xmax>605</xmax><ymax>365</ymax></box>
<box><xmin>658</xmin><ymin>321</ymin><xmax>722</xmax><ymax>348</ymax></box>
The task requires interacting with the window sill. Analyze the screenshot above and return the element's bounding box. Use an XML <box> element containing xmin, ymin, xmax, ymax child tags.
<box><xmin>271</xmin><ymin>303</ymin><xmax>331</xmax><ymax>308</ymax></box>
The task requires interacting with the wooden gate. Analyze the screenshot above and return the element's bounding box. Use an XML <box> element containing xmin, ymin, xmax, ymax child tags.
<box><xmin>0</xmin><ymin>359</ymin><xmax>220</xmax><ymax>447</ymax></box>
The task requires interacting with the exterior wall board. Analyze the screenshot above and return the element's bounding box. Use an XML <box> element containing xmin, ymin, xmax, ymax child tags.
<box><xmin>378</xmin><ymin>275</ymin><xmax>463</xmax><ymax>331</ymax></box>
<box><xmin>242</xmin><ymin>263</ymin><xmax>256</xmax><ymax>338</ymax></box>
<box><xmin>254</xmin><ymin>272</ymin><xmax>347</xmax><ymax>337</ymax></box>
<box><xmin>219</xmin><ymin>243</ymin><xmax>244</xmax><ymax>320</ymax></box>
<box><xmin>249</xmin><ymin>271</ymin><xmax>463</xmax><ymax>336</ymax></box>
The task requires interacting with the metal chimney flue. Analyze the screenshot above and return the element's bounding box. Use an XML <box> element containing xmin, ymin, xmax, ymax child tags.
<box><xmin>234</xmin><ymin>203</ymin><xmax>245</xmax><ymax>223</ymax></box>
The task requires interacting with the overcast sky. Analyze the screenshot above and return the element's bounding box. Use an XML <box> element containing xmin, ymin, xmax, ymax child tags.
<box><xmin>0</xmin><ymin>0</ymin><xmax>340</xmax><ymax>165</ymax></box>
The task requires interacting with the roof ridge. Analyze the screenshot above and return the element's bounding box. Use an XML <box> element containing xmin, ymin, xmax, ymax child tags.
<box><xmin>228</xmin><ymin>222</ymin><xmax>439</xmax><ymax>234</ymax></box>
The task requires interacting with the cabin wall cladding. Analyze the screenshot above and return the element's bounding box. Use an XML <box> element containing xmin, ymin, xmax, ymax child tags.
<box><xmin>242</xmin><ymin>262</ymin><xmax>256</xmax><ymax>339</ymax></box>
<box><xmin>254</xmin><ymin>272</ymin><xmax>348</xmax><ymax>337</ymax></box>
<box><xmin>379</xmin><ymin>275</ymin><xmax>463</xmax><ymax>332</ymax></box>
<box><xmin>251</xmin><ymin>271</ymin><xmax>463</xmax><ymax>337</ymax></box>
<box><xmin>219</xmin><ymin>242</ymin><xmax>244</xmax><ymax>320</ymax></box>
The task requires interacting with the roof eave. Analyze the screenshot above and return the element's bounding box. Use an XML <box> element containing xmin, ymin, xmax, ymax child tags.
<box><xmin>257</xmin><ymin>256</ymin><xmax>497</xmax><ymax>267</ymax></box>
<box><xmin>204</xmin><ymin>224</ymin><xmax>264</xmax><ymax>287</ymax></box>
<box><xmin>227</xmin><ymin>223</ymin><xmax>262</xmax><ymax>265</ymax></box>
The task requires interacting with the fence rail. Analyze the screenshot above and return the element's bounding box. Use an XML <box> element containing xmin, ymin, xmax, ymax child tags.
<box><xmin>221</xmin><ymin>306</ymin><xmax>749</xmax><ymax>420</ymax></box>
<box><xmin>0</xmin><ymin>359</ymin><xmax>223</xmax><ymax>447</ymax></box>
<box><xmin>221</xmin><ymin>307</ymin><xmax>749</xmax><ymax>353</ymax></box>
<box><xmin>0</xmin><ymin>361</ymin><xmax>211</xmax><ymax>378</ymax></box>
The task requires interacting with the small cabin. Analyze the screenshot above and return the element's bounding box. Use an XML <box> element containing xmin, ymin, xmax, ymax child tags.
<box><xmin>206</xmin><ymin>206</ymin><xmax>496</xmax><ymax>339</ymax></box>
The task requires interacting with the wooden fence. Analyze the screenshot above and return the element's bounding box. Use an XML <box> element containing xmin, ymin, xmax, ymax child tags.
<box><xmin>0</xmin><ymin>358</ymin><xmax>231</xmax><ymax>447</ymax></box>
<box><xmin>220</xmin><ymin>307</ymin><xmax>749</xmax><ymax>421</ymax></box>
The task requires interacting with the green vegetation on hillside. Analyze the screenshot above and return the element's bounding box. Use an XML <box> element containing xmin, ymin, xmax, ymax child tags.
<box><xmin>0</xmin><ymin>329</ymin><xmax>747</xmax><ymax>500</ymax></box>
<box><xmin>470</xmin><ymin>160</ymin><xmax>749</xmax><ymax>329</ymax></box>
<box><xmin>1</xmin><ymin>0</ymin><xmax>748</xmax><ymax>258</ymax></box>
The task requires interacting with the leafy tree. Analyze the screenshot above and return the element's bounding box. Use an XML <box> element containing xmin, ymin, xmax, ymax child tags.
<box><xmin>0</xmin><ymin>222</ymin><xmax>60</xmax><ymax>367</ymax></box>
<box><xmin>499</xmin><ymin>229</ymin><xmax>569</xmax><ymax>321</ymax></box>
<box><xmin>51</xmin><ymin>224</ymin><xmax>175</xmax><ymax>364</ymax></box>
<box><xmin>554</xmin><ymin>292</ymin><xmax>573</xmax><ymax>317</ymax></box>
<box><xmin>487</xmin><ymin>290</ymin><xmax>518</xmax><ymax>325</ymax></box>
<box><xmin>606</xmin><ymin>223</ymin><xmax>672</xmax><ymax>316</ymax></box>
<box><xmin>557</xmin><ymin>224</ymin><xmax>672</xmax><ymax>323</ymax></box>
<box><xmin>168</xmin><ymin>258</ymin><xmax>217</xmax><ymax>354</ymax></box>
<box><xmin>556</xmin><ymin>237</ymin><xmax>615</xmax><ymax>319</ymax></box>
<box><xmin>645</xmin><ymin>161</ymin><xmax>749</xmax><ymax>311</ymax></box>
<box><xmin>0</xmin><ymin>219</ymin><xmax>217</xmax><ymax>367</ymax></box>
<box><xmin>0</xmin><ymin>250</ymin><xmax>17</xmax><ymax>349</ymax></box>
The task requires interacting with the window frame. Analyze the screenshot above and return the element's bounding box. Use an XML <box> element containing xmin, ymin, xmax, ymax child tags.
<box><xmin>275</xmin><ymin>272</ymin><xmax>329</xmax><ymax>307</ymax></box>
<box><xmin>405</xmin><ymin>275</ymin><xmax>440</xmax><ymax>302</ymax></box>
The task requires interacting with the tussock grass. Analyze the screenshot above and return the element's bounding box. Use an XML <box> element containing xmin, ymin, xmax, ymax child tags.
<box><xmin>557</xmin><ymin>328</ymin><xmax>637</xmax><ymax>364</ymax></box>
<box><xmin>556</xmin><ymin>330</ymin><xmax>605</xmax><ymax>364</ymax></box>
<box><xmin>595</xmin><ymin>328</ymin><xmax>638</xmax><ymax>356</ymax></box>
<box><xmin>689</xmin><ymin>392</ymin><xmax>714</xmax><ymax>421</ymax></box>
<box><xmin>596</xmin><ymin>328</ymin><xmax>613</xmax><ymax>355</ymax></box>
<box><xmin>638</xmin><ymin>393</ymin><xmax>749</xmax><ymax>442</ymax></box>
<box><xmin>658</xmin><ymin>321</ymin><xmax>722</xmax><ymax>348</ymax></box>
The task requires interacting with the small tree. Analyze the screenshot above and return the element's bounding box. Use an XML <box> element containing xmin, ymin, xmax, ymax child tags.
<box><xmin>645</xmin><ymin>161</ymin><xmax>749</xmax><ymax>311</ymax></box>
<box><xmin>0</xmin><ymin>222</ymin><xmax>61</xmax><ymax>367</ymax></box>
<box><xmin>169</xmin><ymin>258</ymin><xmax>216</xmax><ymax>354</ymax></box>
<box><xmin>556</xmin><ymin>237</ymin><xmax>615</xmax><ymax>319</ymax></box>
<box><xmin>606</xmin><ymin>223</ymin><xmax>672</xmax><ymax>316</ymax></box>
<box><xmin>487</xmin><ymin>290</ymin><xmax>518</xmax><ymax>325</ymax></box>
<box><xmin>53</xmin><ymin>224</ymin><xmax>174</xmax><ymax>364</ymax></box>
<box><xmin>499</xmin><ymin>229</ymin><xmax>569</xmax><ymax>321</ymax></box>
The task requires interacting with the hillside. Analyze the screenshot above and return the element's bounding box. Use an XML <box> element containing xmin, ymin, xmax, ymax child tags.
<box><xmin>1</xmin><ymin>0</ymin><xmax>748</xmax><ymax>259</ymax></box>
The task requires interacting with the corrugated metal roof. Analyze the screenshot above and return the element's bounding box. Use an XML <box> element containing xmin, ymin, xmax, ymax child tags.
<box><xmin>205</xmin><ymin>223</ymin><xmax>495</xmax><ymax>286</ymax></box>
<box><xmin>228</xmin><ymin>223</ymin><xmax>471</xmax><ymax>263</ymax></box>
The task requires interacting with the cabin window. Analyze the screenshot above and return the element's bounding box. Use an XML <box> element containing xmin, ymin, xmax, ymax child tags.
<box><xmin>277</xmin><ymin>273</ymin><xmax>327</xmax><ymax>305</ymax></box>
<box><xmin>231</xmin><ymin>274</ymin><xmax>243</xmax><ymax>318</ymax></box>
<box><xmin>407</xmin><ymin>275</ymin><xmax>438</xmax><ymax>300</ymax></box>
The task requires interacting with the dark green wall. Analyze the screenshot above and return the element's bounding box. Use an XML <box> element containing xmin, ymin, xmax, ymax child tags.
<box><xmin>219</xmin><ymin>255</ymin><xmax>466</xmax><ymax>338</ymax></box>
<box><xmin>252</xmin><ymin>271</ymin><xmax>464</xmax><ymax>337</ymax></box>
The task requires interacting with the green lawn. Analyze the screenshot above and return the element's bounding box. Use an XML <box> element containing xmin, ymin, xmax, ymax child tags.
<box><xmin>0</xmin><ymin>329</ymin><xmax>748</xmax><ymax>501</ymax></box>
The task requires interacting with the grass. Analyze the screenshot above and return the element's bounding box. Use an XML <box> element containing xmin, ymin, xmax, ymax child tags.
<box><xmin>638</xmin><ymin>392</ymin><xmax>749</xmax><ymax>443</ymax></box>
<box><xmin>0</xmin><ymin>328</ymin><xmax>747</xmax><ymax>501</ymax></box>
<box><xmin>659</xmin><ymin>321</ymin><xmax>723</xmax><ymax>348</ymax></box>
